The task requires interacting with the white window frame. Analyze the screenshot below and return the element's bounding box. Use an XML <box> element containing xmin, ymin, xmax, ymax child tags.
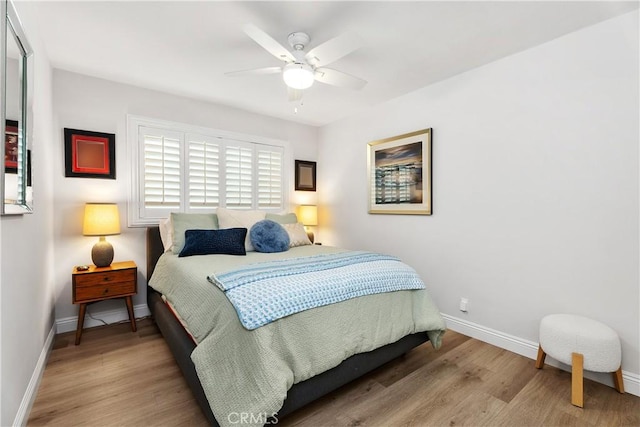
<box><xmin>128</xmin><ymin>115</ymin><xmax>290</xmax><ymax>227</ymax></box>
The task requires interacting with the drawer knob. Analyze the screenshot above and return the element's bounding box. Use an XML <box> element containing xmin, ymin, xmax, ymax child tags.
<box><xmin>103</xmin><ymin>277</ymin><xmax>112</xmax><ymax>282</ymax></box>
<box><xmin>103</xmin><ymin>288</ymin><xmax>109</xmax><ymax>294</ymax></box>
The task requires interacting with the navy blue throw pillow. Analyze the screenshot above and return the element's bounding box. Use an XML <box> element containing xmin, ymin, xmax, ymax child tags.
<box><xmin>179</xmin><ymin>228</ymin><xmax>247</xmax><ymax>257</ymax></box>
<box><xmin>250</xmin><ymin>220</ymin><xmax>290</xmax><ymax>253</ymax></box>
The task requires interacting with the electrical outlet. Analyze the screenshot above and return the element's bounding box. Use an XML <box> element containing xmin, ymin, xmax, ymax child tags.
<box><xmin>459</xmin><ymin>298</ymin><xmax>469</xmax><ymax>313</ymax></box>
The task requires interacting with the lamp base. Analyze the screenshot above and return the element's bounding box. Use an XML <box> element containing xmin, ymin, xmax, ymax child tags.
<box><xmin>92</xmin><ymin>237</ymin><xmax>114</xmax><ymax>267</ymax></box>
<box><xmin>306</xmin><ymin>229</ymin><xmax>315</xmax><ymax>244</ymax></box>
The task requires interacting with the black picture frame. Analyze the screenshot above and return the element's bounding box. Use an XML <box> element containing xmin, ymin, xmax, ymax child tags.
<box><xmin>64</xmin><ymin>128</ymin><xmax>116</xmax><ymax>179</ymax></box>
<box><xmin>295</xmin><ymin>160</ymin><xmax>316</xmax><ymax>192</ymax></box>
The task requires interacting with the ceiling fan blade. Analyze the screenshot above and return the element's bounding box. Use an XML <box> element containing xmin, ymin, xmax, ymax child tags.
<box><xmin>287</xmin><ymin>87</ymin><xmax>303</xmax><ymax>102</ymax></box>
<box><xmin>225</xmin><ymin>67</ymin><xmax>282</xmax><ymax>77</ymax></box>
<box><xmin>243</xmin><ymin>24</ymin><xmax>295</xmax><ymax>63</ymax></box>
<box><xmin>314</xmin><ymin>68</ymin><xmax>367</xmax><ymax>90</ymax></box>
<box><xmin>305</xmin><ymin>32</ymin><xmax>362</xmax><ymax>67</ymax></box>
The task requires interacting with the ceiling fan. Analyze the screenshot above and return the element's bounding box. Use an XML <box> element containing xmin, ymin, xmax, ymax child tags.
<box><xmin>226</xmin><ymin>24</ymin><xmax>367</xmax><ymax>101</ymax></box>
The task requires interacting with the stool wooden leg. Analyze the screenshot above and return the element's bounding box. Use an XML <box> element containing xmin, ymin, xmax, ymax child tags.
<box><xmin>571</xmin><ymin>352</ymin><xmax>584</xmax><ymax>408</ymax></box>
<box><xmin>612</xmin><ymin>367</ymin><xmax>624</xmax><ymax>394</ymax></box>
<box><xmin>535</xmin><ymin>345</ymin><xmax>546</xmax><ymax>369</ymax></box>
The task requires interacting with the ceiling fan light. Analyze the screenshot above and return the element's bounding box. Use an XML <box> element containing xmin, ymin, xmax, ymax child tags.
<box><xmin>283</xmin><ymin>63</ymin><xmax>314</xmax><ymax>90</ymax></box>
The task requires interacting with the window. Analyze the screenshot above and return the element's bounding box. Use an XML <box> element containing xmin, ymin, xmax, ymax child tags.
<box><xmin>188</xmin><ymin>134</ymin><xmax>220</xmax><ymax>208</ymax></box>
<box><xmin>257</xmin><ymin>149</ymin><xmax>283</xmax><ymax>209</ymax></box>
<box><xmin>128</xmin><ymin>116</ymin><xmax>287</xmax><ymax>226</ymax></box>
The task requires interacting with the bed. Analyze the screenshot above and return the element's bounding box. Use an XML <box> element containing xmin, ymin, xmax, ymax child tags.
<box><xmin>146</xmin><ymin>224</ymin><xmax>445</xmax><ymax>426</ymax></box>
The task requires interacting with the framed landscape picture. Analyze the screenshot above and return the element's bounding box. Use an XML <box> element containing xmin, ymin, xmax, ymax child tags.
<box><xmin>367</xmin><ymin>128</ymin><xmax>432</xmax><ymax>215</ymax></box>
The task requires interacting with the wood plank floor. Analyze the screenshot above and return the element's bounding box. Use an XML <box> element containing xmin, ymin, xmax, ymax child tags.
<box><xmin>28</xmin><ymin>319</ymin><xmax>639</xmax><ymax>426</ymax></box>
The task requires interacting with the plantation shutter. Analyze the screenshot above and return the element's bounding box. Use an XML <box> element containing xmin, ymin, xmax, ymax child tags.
<box><xmin>257</xmin><ymin>147</ymin><xmax>283</xmax><ymax>209</ymax></box>
<box><xmin>140</xmin><ymin>127</ymin><xmax>182</xmax><ymax>218</ymax></box>
<box><xmin>225</xmin><ymin>142</ymin><xmax>253</xmax><ymax>209</ymax></box>
<box><xmin>130</xmin><ymin>116</ymin><xmax>288</xmax><ymax>225</ymax></box>
<box><xmin>187</xmin><ymin>134</ymin><xmax>220</xmax><ymax>209</ymax></box>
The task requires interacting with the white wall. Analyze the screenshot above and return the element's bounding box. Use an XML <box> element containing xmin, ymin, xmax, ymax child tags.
<box><xmin>5</xmin><ymin>7</ymin><xmax>634</xmax><ymax>425</ymax></box>
<box><xmin>1</xmin><ymin>1</ymin><xmax>55</xmax><ymax>425</ymax></box>
<box><xmin>319</xmin><ymin>10</ymin><xmax>639</xmax><ymax>385</ymax></box>
<box><xmin>51</xmin><ymin>70</ymin><xmax>319</xmax><ymax>326</ymax></box>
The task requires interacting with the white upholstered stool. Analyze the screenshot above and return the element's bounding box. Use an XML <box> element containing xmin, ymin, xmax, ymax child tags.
<box><xmin>535</xmin><ymin>314</ymin><xmax>624</xmax><ymax>408</ymax></box>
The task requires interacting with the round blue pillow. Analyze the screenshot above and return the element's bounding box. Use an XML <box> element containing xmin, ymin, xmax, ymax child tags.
<box><xmin>249</xmin><ymin>220</ymin><xmax>290</xmax><ymax>253</ymax></box>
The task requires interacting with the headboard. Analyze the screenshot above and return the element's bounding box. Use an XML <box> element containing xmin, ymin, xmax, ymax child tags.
<box><xmin>146</xmin><ymin>226</ymin><xmax>163</xmax><ymax>280</ymax></box>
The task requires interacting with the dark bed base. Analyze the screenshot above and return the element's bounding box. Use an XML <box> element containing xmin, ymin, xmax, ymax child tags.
<box><xmin>146</xmin><ymin>226</ymin><xmax>429</xmax><ymax>426</ymax></box>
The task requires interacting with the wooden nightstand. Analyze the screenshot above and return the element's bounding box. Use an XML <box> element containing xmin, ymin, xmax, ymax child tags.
<box><xmin>72</xmin><ymin>260</ymin><xmax>138</xmax><ymax>345</ymax></box>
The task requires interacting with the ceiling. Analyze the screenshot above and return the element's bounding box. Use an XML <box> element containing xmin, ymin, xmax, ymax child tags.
<box><xmin>34</xmin><ymin>1</ymin><xmax>638</xmax><ymax>127</ymax></box>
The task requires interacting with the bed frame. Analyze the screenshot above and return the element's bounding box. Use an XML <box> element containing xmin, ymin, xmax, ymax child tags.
<box><xmin>146</xmin><ymin>226</ymin><xmax>429</xmax><ymax>425</ymax></box>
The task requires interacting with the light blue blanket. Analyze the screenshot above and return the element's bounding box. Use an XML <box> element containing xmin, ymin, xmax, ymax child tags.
<box><xmin>207</xmin><ymin>251</ymin><xmax>426</xmax><ymax>330</ymax></box>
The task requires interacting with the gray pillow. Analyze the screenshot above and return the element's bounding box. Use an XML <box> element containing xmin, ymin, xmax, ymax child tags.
<box><xmin>265</xmin><ymin>212</ymin><xmax>298</xmax><ymax>224</ymax></box>
<box><xmin>170</xmin><ymin>213</ymin><xmax>219</xmax><ymax>254</ymax></box>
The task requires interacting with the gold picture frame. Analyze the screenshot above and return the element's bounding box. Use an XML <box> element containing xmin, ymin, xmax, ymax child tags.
<box><xmin>367</xmin><ymin>128</ymin><xmax>432</xmax><ymax>215</ymax></box>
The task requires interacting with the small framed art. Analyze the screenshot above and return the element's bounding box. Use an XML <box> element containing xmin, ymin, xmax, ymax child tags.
<box><xmin>64</xmin><ymin>128</ymin><xmax>116</xmax><ymax>179</ymax></box>
<box><xmin>367</xmin><ymin>128</ymin><xmax>432</xmax><ymax>215</ymax></box>
<box><xmin>295</xmin><ymin>160</ymin><xmax>316</xmax><ymax>192</ymax></box>
<box><xmin>5</xmin><ymin>120</ymin><xmax>19</xmax><ymax>173</ymax></box>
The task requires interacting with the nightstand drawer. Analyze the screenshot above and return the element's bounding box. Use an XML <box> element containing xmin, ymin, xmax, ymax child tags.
<box><xmin>74</xmin><ymin>269</ymin><xmax>136</xmax><ymax>287</ymax></box>
<box><xmin>75</xmin><ymin>281</ymin><xmax>136</xmax><ymax>302</ymax></box>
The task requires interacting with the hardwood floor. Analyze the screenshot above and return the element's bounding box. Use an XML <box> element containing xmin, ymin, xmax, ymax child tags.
<box><xmin>28</xmin><ymin>319</ymin><xmax>639</xmax><ymax>426</ymax></box>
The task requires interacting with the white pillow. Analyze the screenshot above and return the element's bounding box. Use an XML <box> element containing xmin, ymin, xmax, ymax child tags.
<box><xmin>159</xmin><ymin>218</ymin><xmax>173</xmax><ymax>253</ymax></box>
<box><xmin>282</xmin><ymin>222</ymin><xmax>312</xmax><ymax>247</ymax></box>
<box><xmin>216</xmin><ymin>208</ymin><xmax>266</xmax><ymax>252</ymax></box>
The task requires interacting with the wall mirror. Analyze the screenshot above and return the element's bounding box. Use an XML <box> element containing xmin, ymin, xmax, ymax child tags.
<box><xmin>1</xmin><ymin>0</ymin><xmax>33</xmax><ymax>215</ymax></box>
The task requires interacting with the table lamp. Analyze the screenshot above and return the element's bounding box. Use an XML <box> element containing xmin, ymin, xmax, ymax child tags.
<box><xmin>83</xmin><ymin>203</ymin><xmax>121</xmax><ymax>267</ymax></box>
<box><xmin>297</xmin><ymin>205</ymin><xmax>318</xmax><ymax>243</ymax></box>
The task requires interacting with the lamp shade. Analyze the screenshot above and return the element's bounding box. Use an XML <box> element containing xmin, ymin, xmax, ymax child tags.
<box><xmin>283</xmin><ymin>63</ymin><xmax>315</xmax><ymax>90</ymax></box>
<box><xmin>83</xmin><ymin>203</ymin><xmax>121</xmax><ymax>236</ymax></box>
<box><xmin>297</xmin><ymin>205</ymin><xmax>318</xmax><ymax>226</ymax></box>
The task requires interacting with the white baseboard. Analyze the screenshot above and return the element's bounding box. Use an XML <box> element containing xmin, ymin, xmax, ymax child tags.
<box><xmin>13</xmin><ymin>323</ymin><xmax>56</xmax><ymax>427</ymax></box>
<box><xmin>56</xmin><ymin>303</ymin><xmax>151</xmax><ymax>334</ymax></box>
<box><xmin>441</xmin><ymin>313</ymin><xmax>640</xmax><ymax>397</ymax></box>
